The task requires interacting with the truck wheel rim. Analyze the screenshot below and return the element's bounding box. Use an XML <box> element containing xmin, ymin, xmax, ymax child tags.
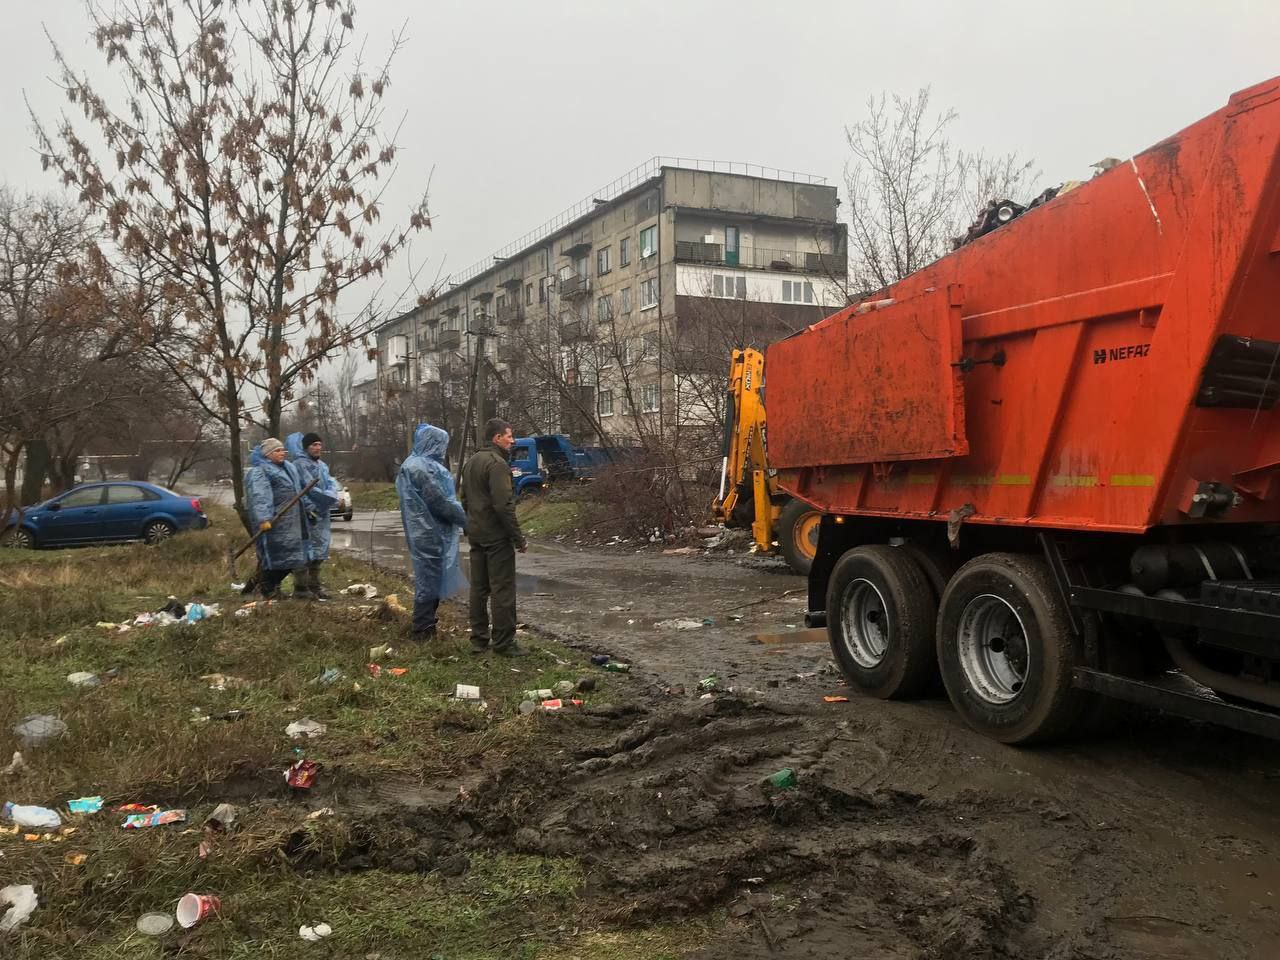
<box><xmin>840</xmin><ymin>578</ymin><xmax>890</xmax><ymax>668</ymax></box>
<box><xmin>794</xmin><ymin>512</ymin><xmax>820</xmax><ymax>560</ymax></box>
<box><xmin>956</xmin><ymin>594</ymin><xmax>1030</xmax><ymax>704</ymax></box>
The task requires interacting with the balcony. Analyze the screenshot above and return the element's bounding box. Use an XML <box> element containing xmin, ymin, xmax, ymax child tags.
<box><xmin>560</xmin><ymin>317</ymin><xmax>593</xmax><ymax>342</ymax></box>
<box><xmin>559</xmin><ymin>274</ymin><xmax>591</xmax><ymax>299</ymax></box>
<box><xmin>673</xmin><ymin>243</ymin><xmax>847</xmax><ymax>276</ymax></box>
<box><xmin>560</xmin><ymin>231</ymin><xmax>592</xmax><ymax>258</ymax></box>
<box><xmin>496</xmin><ymin>301</ymin><xmax>524</xmax><ymax>324</ymax></box>
<box><xmin>436</xmin><ymin>329</ymin><xmax>461</xmax><ymax>351</ymax></box>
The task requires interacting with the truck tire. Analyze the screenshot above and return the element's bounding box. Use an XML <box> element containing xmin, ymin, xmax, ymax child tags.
<box><xmin>826</xmin><ymin>545</ymin><xmax>937</xmax><ymax>700</ymax></box>
<box><xmin>900</xmin><ymin>543</ymin><xmax>959</xmax><ymax>602</ymax></box>
<box><xmin>778</xmin><ymin>498</ymin><xmax>821</xmax><ymax>575</ymax></box>
<box><xmin>937</xmin><ymin>553</ymin><xmax>1085</xmax><ymax>744</ymax></box>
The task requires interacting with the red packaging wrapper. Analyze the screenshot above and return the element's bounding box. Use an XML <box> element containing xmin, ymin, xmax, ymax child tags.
<box><xmin>367</xmin><ymin>663</ymin><xmax>382</xmax><ymax>678</ymax></box>
<box><xmin>286</xmin><ymin>759</ymin><xmax>320</xmax><ymax>789</ymax></box>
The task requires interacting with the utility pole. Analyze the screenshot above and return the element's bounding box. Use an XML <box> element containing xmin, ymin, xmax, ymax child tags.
<box><xmin>456</xmin><ymin>307</ymin><xmax>490</xmax><ymax>484</ymax></box>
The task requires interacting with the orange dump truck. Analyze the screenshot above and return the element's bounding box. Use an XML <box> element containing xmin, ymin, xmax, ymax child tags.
<box><xmin>767</xmin><ymin>76</ymin><xmax>1280</xmax><ymax>743</ymax></box>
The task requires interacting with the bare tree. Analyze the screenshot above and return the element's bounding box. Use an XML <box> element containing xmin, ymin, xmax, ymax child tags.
<box><xmin>34</xmin><ymin>0</ymin><xmax>430</xmax><ymax>528</ymax></box>
<box><xmin>843</xmin><ymin>87</ymin><xmax>1037</xmax><ymax>294</ymax></box>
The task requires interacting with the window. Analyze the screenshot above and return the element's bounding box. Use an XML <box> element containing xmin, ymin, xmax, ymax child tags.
<box><xmin>599</xmin><ymin>389</ymin><xmax>614</xmax><ymax>417</ymax></box>
<box><xmin>619</xmin><ymin>286</ymin><xmax>632</xmax><ymax>314</ymax></box>
<box><xmin>60</xmin><ymin>487</ymin><xmax>104</xmax><ymax>508</ymax></box>
<box><xmin>641</xmin><ymin>383</ymin><xmax>660</xmax><ymax>413</ymax></box>
<box><xmin>597</xmin><ymin>294</ymin><xmax>613</xmax><ymax>323</ymax></box>
<box><xmin>714</xmin><ymin>274</ymin><xmax>746</xmax><ymax>299</ymax></box>
<box><xmin>109</xmin><ymin>485</ymin><xmax>157</xmax><ymax>504</ymax></box>
<box><xmin>539</xmin><ymin>277</ymin><xmax>550</xmax><ymax>303</ymax></box>
<box><xmin>495</xmin><ymin>293</ymin><xmax>507</xmax><ymax>312</ymax></box>
<box><xmin>782</xmin><ymin>280</ymin><xmax>815</xmax><ymax>304</ymax></box>
<box><xmin>641</xmin><ymin>331</ymin><xmax>659</xmax><ymax>362</ymax></box>
<box><xmin>639</xmin><ymin>225</ymin><xmax>658</xmax><ymax>259</ymax></box>
<box><xmin>640</xmin><ymin>277</ymin><xmax>658</xmax><ymax>309</ymax></box>
<box><xmin>596</xmin><ymin>247</ymin><xmax>611</xmax><ymax>276</ymax></box>
<box><xmin>619</xmin><ymin>236</ymin><xmax>631</xmax><ymax>266</ymax></box>
<box><xmin>525</xmin><ymin>283</ymin><xmax>533</xmax><ymax>306</ymax></box>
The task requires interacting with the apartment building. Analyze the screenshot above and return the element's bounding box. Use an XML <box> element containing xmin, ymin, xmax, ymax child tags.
<box><xmin>372</xmin><ymin>157</ymin><xmax>847</xmax><ymax>446</ymax></box>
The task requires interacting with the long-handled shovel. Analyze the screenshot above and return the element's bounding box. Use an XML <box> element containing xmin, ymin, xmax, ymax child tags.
<box><xmin>228</xmin><ymin>478</ymin><xmax>319</xmax><ymax>581</ymax></box>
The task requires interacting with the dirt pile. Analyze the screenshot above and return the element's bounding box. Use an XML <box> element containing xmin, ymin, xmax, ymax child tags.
<box><xmin>318</xmin><ymin>695</ymin><xmax>1036</xmax><ymax>959</ymax></box>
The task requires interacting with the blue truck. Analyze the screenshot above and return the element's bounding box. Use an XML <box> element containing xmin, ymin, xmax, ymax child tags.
<box><xmin>509</xmin><ymin>435</ymin><xmax>612</xmax><ymax>496</ymax></box>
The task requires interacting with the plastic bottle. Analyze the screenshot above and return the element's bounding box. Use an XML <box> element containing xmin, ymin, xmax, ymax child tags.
<box><xmin>3</xmin><ymin>801</ymin><xmax>62</xmax><ymax>829</ymax></box>
<box><xmin>602</xmin><ymin>661</ymin><xmax>631</xmax><ymax>673</ymax></box>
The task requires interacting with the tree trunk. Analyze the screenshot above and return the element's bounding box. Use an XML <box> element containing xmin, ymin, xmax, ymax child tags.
<box><xmin>225</xmin><ymin>370</ymin><xmax>251</xmax><ymax>536</ymax></box>
<box><xmin>21</xmin><ymin>438</ymin><xmax>50</xmax><ymax>505</ymax></box>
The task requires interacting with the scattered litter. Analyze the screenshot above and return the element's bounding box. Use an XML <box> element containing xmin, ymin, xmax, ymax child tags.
<box><xmin>343</xmin><ymin>583</ymin><xmax>378</xmax><ymax>598</ymax></box>
<box><xmin>602</xmin><ymin>661</ymin><xmax>631</xmax><ymax>673</ymax></box>
<box><xmin>702</xmin><ymin>617</ymin><xmax>715</xmax><ymax>626</ymax></box>
<box><xmin>200</xmin><ymin>674</ymin><xmax>249</xmax><ymax>691</ymax></box>
<box><xmin>66</xmin><ymin>671</ymin><xmax>100</xmax><ymax>689</ymax></box>
<box><xmin>122</xmin><ymin>809</ymin><xmax>187</xmax><ymax>829</ymax></box>
<box><xmin>205</xmin><ymin>804</ymin><xmax>237</xmax><ymax>831</ymax></box>
<box><xmin>286</xmin><ymin>759</ymin><xmax>320</xmax><ymax>789</ymax></box>
<box><xmin>311</xmin><ymin>668</ymin><xmax>344</xmax><ymax>686</ymax></box>
<box><xmin>766</xmin><ymin>768</ymin><xmax>797</xmax><ymax>789</ymax></box>
<box><xmin>197</xmin><ymin>839</ymin><xmax>211</xmax><ymax>859</ymax></box>
<box><xmin>823</xmin><ymin>695</ymin><xmax>849</xmax><ymax>703</ymax></box>
<box><xmin>554</xmin><ymin>680</ymin><xmax>575</xmax><ymax>696</ymax></box>
<box><xmin>63</xmin><ymin>853</ymin><xmax>88</xmax><ymax>866</ymax></box>
<box><xmin>286</xmin><ymin>719</ymin><xmax>327</xmax><ymax>740</ymax></box>
<box><xmin>699</xmin><ymin>675</ymin><xmax>720</xmax><ymax>691</ymax></box>
<box><xmin>95</xmin><ymin>621</ymin><xmax>121</xmax><ymax>630</ymax></box>
<box><xmin>699</xmin><ymin>692</ymin><xmax>715</xmax><ymax>700</ymax></box>
<box><xmin>13</xmin><ymin>715</ymin><xmax>66</xmax><ymax>747</ymax></box>
<box><xmin>576</xmin><ymin>677</ymin><xmax>597</xmax><ymax>693</ymax></box>
<box><xmin>67</xmin><ymin>797</ymin><xmax>103</xmax><ymax>814</ymax></box>
<box><xmin>299</xmin><ymin>922</ymin><xmax>333</xmax><ymax>942</ymax></box>
<box><xmin>518</xmin><ymin>700</ymin><xmax>537</xmax><ymax>716</ymax></box>
<box><xmin>522</xmin><ymin>688</ymin><xmax>553</xmax><ymax>700</ymax></box>
<box><xmin>229</xmin><ymin>582</ymin><xmax>246</xmax><ymax>593</ymax></box>
<box><xmin>4</xmin><ymin>803</ymin><xmax>61</xmax><ymax>829</ymax></box>
<box><xmin>158</xmin><ymin>598</ymin><xmax>186</xmax><ymax>619</ymax></box>
<box><xmin>186</xmin><ymin>603</ymin><xmax>208</xmax><ymax>623</ymax></box>
<box><xmin>539</xmin><ymin>699</ymin><xmax>583</xmax><ymax>711</ymax></box>
<box><xmin>116</xmin><ymin>803</ymin><xmax>156</xmax><ymax>813</ymax></box>
<box><xmin>1</xmin><ymin>753</ymin><xmax>23</xmax><ymax>777</ymax></box>
<box><xmin>666</xmin><ymin>684</ymin><xmax>686</xmax><ymax>696</ymax></box>
<box><xmin>369</xmin><ymin>644</ymin><xmax>395</xmax><ymax>661</ymax></box>
<box><xmin>662</xmin><ymin>546</ymin><xmax>697</xmax><ymax>555</ymax></box>
<box><xmin>656</xmin><ymin>618</ymin><xmax>704</xmax><ymax>630</ymax></box>
<box><xmin>136</xmin><ymin>912</ymin><xmax>174</xmax><ymax>936</ymax></box>
<box><xmin>306</xmin><ymin>808</ymin><xmax>334</xmax><ymax>820</ymax></box>
<box><xmin>454</xmin><ymin>684</ymin><xmax>481</xmax><ymax>701</ymax></box>
<box><xmin>0</xmin><ymin>884</ymin><xmax>37</xmax><ymax>933</ymax></box>
<box><xmin>52</xmin><ymin>635</ymin><xmax>68</xmax><ymax>646</ymax></box>
<box><xmin>590</xmin><ymin>654</ymin><xmax>611</xmax><ymax>666</ymax></box>
<box><xmin>382</xmin><ymin>594</ymin><xmax>406</xmax><ymax>615</ymax></box>
<box><xmin>388</xmin><ymin>667</ymin><xmax>408</xmax><ymax>677</ymax></box>
<box><xmin>176</xmin><ymin>893</ymin><xmax>221</xmax><ymax>929</ymax></box>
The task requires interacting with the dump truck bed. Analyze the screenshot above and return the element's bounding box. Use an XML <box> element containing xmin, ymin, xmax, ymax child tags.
<box><xmin>767</xmin><ymin>76</ymin><xmax>1280</xmax><ymax>534</ymax></box>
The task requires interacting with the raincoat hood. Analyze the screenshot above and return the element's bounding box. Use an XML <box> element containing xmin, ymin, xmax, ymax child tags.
<box><xmin>412</xmin><ymin>424</ymin><xmax>450</xmax><ymax>463</ymax></box>
<box><xmin>285</xmin><ymin>432</ymin><xmax>307</xmax><ymax>460</ymax></box>
<box><xmin>250</xmin><ymin>445</ymin><xmax>270</xmax><ymax>467</ymax></box>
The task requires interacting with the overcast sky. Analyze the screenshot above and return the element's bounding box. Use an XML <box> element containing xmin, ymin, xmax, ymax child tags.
<box><xmin>4</xmin><ymin>0</ymin><xmax>1279</xmax><ymax>376</ymax></box>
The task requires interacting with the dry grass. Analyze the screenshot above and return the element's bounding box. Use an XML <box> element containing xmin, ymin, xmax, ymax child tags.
<box><xmin>0</xmin><ymin>508</ymin><xmax>704</xmax><ymax>958</ymax></box>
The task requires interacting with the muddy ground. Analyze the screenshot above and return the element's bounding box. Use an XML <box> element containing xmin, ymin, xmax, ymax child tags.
<box><xmin>202</xmin><ymin>494</ymin><xmax>1280</xmax><ymax>958</ymax></box>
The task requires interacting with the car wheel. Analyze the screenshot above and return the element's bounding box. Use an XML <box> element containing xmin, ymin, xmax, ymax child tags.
<box><xmin>344</xmin><ymin>511</ymin><xmax>353</xmax><ymax>522</ymax></box>
<box><xmin>2</xmin><ymin>527</ymin><xmax>35</xmax><ymax>549</ymax></box>
<box><xmin>143</xmin><ymin>520</ymin><xmax>176</xmax><ymax>545</ymax></box>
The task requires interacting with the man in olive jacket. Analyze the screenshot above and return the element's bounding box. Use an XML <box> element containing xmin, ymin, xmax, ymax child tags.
<box><xmin>461</xmin><ymin>418</ymin><xmax>529</xmax><ymax>656</ymax></box>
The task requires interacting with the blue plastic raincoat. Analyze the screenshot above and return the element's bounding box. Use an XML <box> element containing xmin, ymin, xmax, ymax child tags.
<box><xmin>397</xmin><ymin>424</ymin><xmax>468</xmax><ymax>604</ymax></box>
<box><xmin>286</xmin><ymin>432</ymin><xmax>340</xmax><ymax>563</ymax></box>
<box><xmin>244</xmin><ymin>444</ymin><xmax>311</xmax><ymax>571</ymax></box>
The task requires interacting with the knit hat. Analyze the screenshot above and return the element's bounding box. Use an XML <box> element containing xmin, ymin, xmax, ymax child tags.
<box><xmin>302</xmin><ymin>432</ymin><xmax>323</xmax><ymax>448</ymax></box>
<box><xmin>260</xmin><ymin>437</ymin><xmax>285</xmax><ymax>456</ymax></box>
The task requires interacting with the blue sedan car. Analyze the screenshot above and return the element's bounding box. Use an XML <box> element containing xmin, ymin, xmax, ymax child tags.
<box><xmin>1</xmin><ymin>482</ymin><xmax>209</xmax><ymax>549</ymax></box>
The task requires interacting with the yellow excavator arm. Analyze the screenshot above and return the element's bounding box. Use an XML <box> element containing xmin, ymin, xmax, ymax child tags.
<box><xmin>712</xmin><ymin>348</ymin><xmax>820</xmax><ymax>575</ymax></box>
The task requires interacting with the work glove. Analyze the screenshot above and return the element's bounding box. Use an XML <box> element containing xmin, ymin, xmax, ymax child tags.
<box><xmin>307</xmin><ymin>510</ymin><xmax>319</xmax><ymax>524</ymax></box>
<box><xmin>259</xmin><ymin>521</ymin><xmax>272</xmax><ymax>532</ymax></box>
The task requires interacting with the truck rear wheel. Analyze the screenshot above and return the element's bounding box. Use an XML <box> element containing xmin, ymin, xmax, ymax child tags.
<box><xmin>937</xmin><ymin>553</ymin><xmax>1085</xmax><ymax>744</ymax></box>
<box><xmin>826</xmin><ymin>545</ymin><xmax>937</xmax><ymax>699</ymax></box>
<box><xmin>777</xmin><ymin>498</ymin><xmax>820</xmax><ymax>575</ymax></box>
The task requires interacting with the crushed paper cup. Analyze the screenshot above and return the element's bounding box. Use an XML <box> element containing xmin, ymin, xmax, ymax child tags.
<box><xmin>454</xmin><ymin>684</ymin><xmax>481</xmax><ymax>700</ymax></box>
<box><xmin>176</xmin><ymin>892</ymin><xmax>221</xmax><ymax>928</ymax></box>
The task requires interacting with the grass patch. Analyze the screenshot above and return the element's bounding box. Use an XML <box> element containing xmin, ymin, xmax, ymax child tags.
<box><xmin>347</xmin><ymin>481</ymin><xmax>400</xmax><ymax>513</ymax></box>
<box><xmin>0</xmin><ymin>508</ymin><xmax>708</xmax><ymax>958</ymax></box>
<box><xmin>517</xmin><ymin>497</ymin><xmax>588</xmax><ymax>538</ymax></box>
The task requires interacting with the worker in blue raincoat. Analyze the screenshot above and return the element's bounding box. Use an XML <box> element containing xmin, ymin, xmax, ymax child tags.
<box><xmin>286</xmin><ymin>431</ymin><xmax>340</xmax><ymax>599</ymax></box>
<box><xmin>244</xmin><ymin>437</ymin><xmax>311</xmax><ymax>598</ymax></box>
<box><xmin>396</xmin><ymin>424</ymin><xmax>467</xmax><ymax>642</ymax></box>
